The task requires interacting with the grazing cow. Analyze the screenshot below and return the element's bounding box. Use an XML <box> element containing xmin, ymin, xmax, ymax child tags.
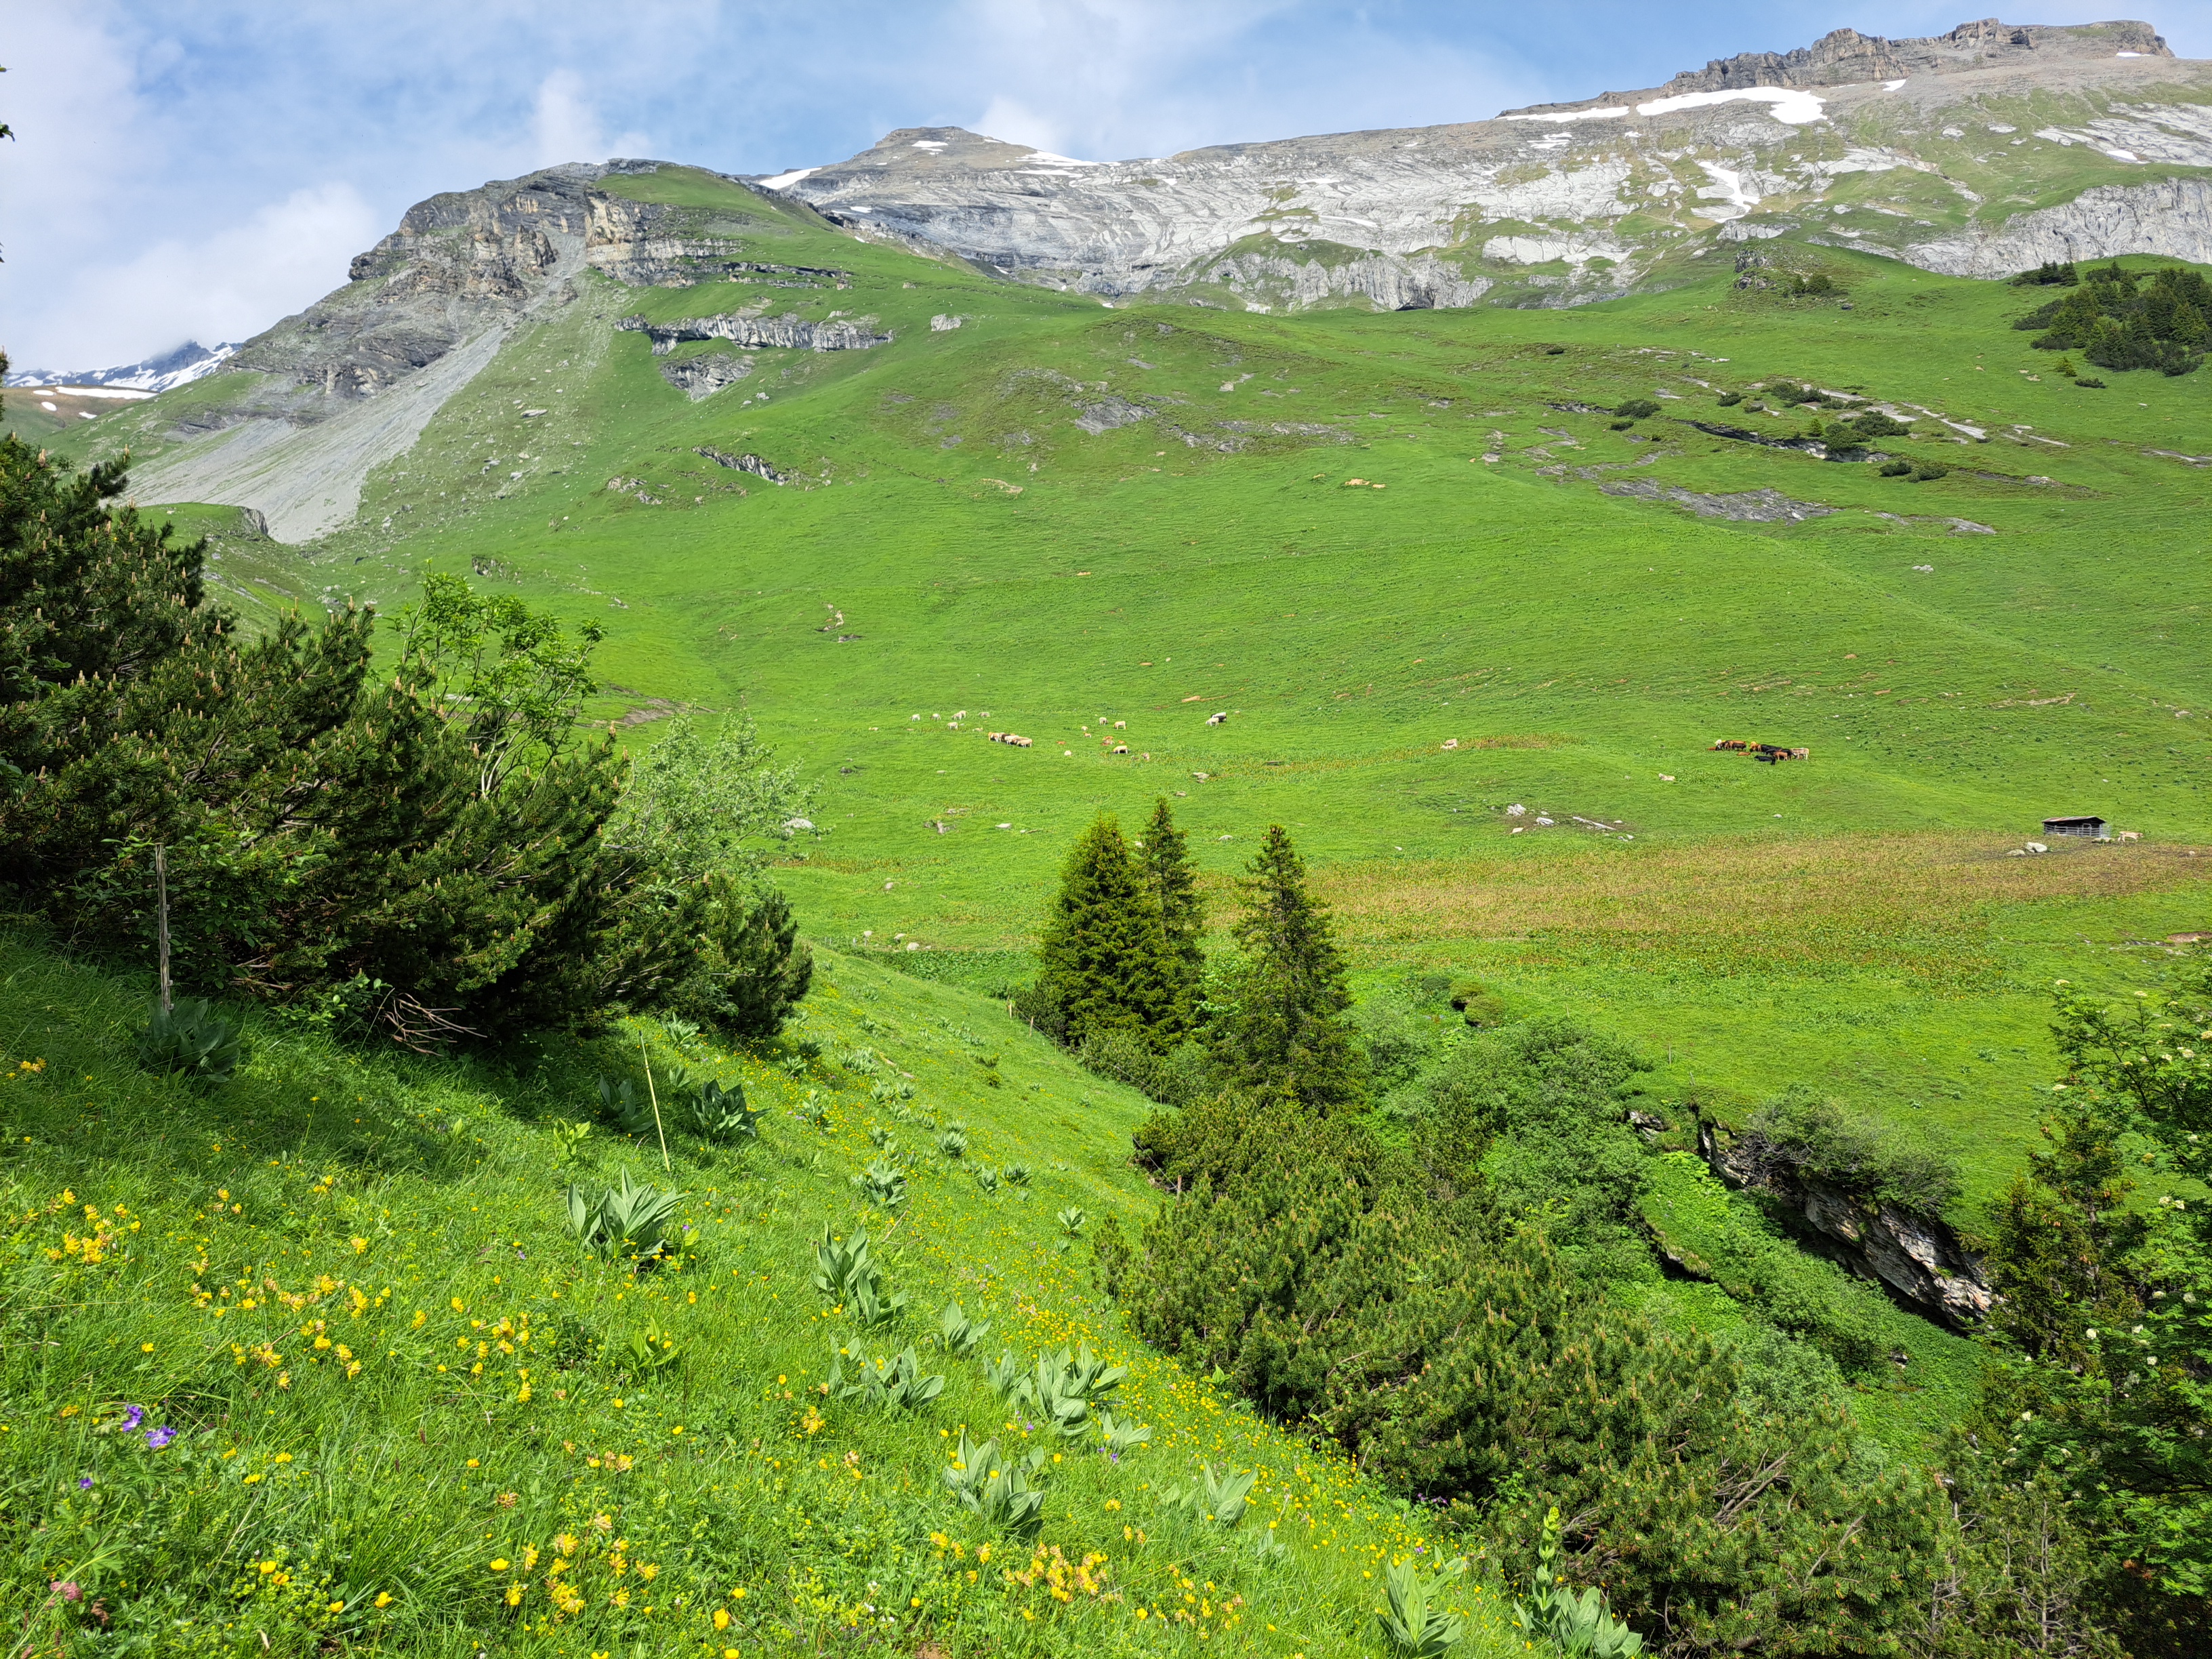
<box><xmin>1711</xmin><ymin>739</ymin><xmax>1748</xmax><ymax>752</ymax></box>
<box><xmin>1206</xmin><ymin>712</ymin><xmax>1228</xmax><ymax>726</ymax></box>
<box><xmin>1789</xmin><ymin>747</ymin><xmax>1809</xmax><ymax>760</ymax></box>
<box><xmin>1112</xmin><ymin>743</ymin><xmax>1130</xmax><ymax>754</ymax></box>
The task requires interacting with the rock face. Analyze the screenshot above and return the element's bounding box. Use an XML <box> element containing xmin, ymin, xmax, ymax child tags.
<box><xmin>766</xmin><ymin>20</ymin><xmax>2209</xmax><ymax>313</ymax></box>
<box><xmin>1513</xmin><ymin>18</ymin><xmax>2172</xmax><ymax>112</ymax></box>
<box><xmin>124</xmin><ymin>160</ymin><xmax>827</xmax><ymax>539</ymax></box>
<box><xmin>1698</xmin><ymin>1119</ymin><xmax>1993</xmax><ymax>1328</ymax></box>
<box><xmin>615</xmin><ymin>311</ymin><xmax>892</xmax><ymax>352</ymax></box>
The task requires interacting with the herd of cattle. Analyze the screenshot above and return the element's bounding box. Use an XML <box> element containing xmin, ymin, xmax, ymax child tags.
<box><xmin>1712</xmin><ymin>739</ymin><xmax>1810</xmax><ymax>764</ymax></box>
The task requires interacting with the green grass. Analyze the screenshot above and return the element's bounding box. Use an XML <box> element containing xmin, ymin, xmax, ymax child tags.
<box><xmin>0</xmin><ymin>932</ymin><xmax>1531</xmax><ymax>1656</ymax></box>
<box><xmin>1633</xmin><ymin>1151</ymin><xmax>1984</xmax><ymax>1450</ymax></box>
<box><xmin>44</xmin><ymin>171</ymin><xmax>2212</xmax><ymax>1202</ymax></box>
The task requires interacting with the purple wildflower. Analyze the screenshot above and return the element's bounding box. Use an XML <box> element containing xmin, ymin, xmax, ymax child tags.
<box><xmin>119</xmin><ymin>1405</ymin><xmax>144</xmax><ymax>1431</ymax></box>
<box><xmin>146</xmin><ymin>1426</ymin><xmax>176</xmax><ymax>1450</ymax></box>
<box><xmin>77</xmin><ymin>1476</ymin><xmax>94</xmax><ymax>1489</ymax></box>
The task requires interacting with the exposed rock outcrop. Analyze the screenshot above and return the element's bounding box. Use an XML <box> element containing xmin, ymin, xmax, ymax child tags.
<box><xmin>1698</xmin><ymin>1118</ymin><xmax>1992</xmax><ymax>1328</ymax></box>
<box><xmin>769</xmin><ymin>23</ymin><xmax>2208</xmax><ymax>314</ymax></box>
<box><xmin>1907</xmin><ymin>176</ymin><xmax>2212</xmax><ymax>274</ymax></box>
<box><xmin>659</xmin><ymin>352</ymin><xmax>754</xmax><ymax>398</ymax></box>
<box><xmin>695</xmin><ymin>447</ymin><xmax>788</xmax><ymax>483</ymax></box>
<box><xmin>617</xmin><ymin>311</ymin><xmax>893</xmax><ymax>353</ymax></box>
<box><xmin>1511</xmin><ymin>18</ymin><xmax>2173</xmax><ymax>114</ymax></box>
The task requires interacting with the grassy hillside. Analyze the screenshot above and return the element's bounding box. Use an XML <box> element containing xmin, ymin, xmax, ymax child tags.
<box><xmin>0</xmin><ymin>931</ymin><xmax>1532</xmax><ymax>1656</ymax></box>
<box><xmin>49</xmin><ymin>165</ymin><xmax>2212</xmax><ymax>1205</ymax></box>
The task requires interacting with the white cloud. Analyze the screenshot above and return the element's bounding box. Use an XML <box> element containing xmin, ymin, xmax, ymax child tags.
<box><xmin>39</xmin><ymin>184</ymin><xmax>386</xmax><ymax>371</ymax></box>
<box><xmin>527</xmin><ymin>68</ymin><xmax>653</xmax><ymax>169</ymax></box>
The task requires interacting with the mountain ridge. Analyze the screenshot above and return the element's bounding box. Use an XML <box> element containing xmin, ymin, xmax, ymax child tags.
<box><xmin>67</xmin><ymin>15</ymin><xmax>2212</xmax><ymax>544</ymax></box>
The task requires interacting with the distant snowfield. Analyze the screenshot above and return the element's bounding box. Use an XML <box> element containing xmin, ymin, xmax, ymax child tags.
<box><xmin>15</xmin><ymin>385</ymin><xmax>157</xmax><ymax>400</ymax></box>
<box><xmin>1505</xmin><ymin>85</ymin><xmax>1830</xmax><ymax>127</ymax></box>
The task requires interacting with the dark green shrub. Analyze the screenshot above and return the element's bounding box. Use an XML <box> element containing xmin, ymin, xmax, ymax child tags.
<box><xmin>1880</xmin><ymin>460</ymin><xmax>1914</xmax><ymax>477</ymax></box>
<box><xmin>1734</xmin><ymin>1087</ymin><xmax>1959</xmax><ymax>1214</ymax></box>
<box><xmin>2076</xmin><ymin>376</ymin><xmax>2107</xmax><ymax>388</ymax></box>
<box><xmin>1078</xmin><ymin>1027</ymin><xmax>1215</xmax><ymax>1108</ymax></box>
<box><xmin>1009</xmin><ymin>980</ymin><xmax>1067</xmax><ymax>1043</ymax></box>
<box><xmin>2011</xmin><ymin>260</ymin><xmax>2079</xmax><ymax>287</ymax></box>
<box><xmin>1715</xmin><ymin>390</ymin><xmax>1744</xmax><ymax>407</ymax></box>
<box><xmin>2016</xmin><ymin>263</ymin><xmax>2208</xmax><ymax>375</ymax></box>
<box><xmin>1847</xmin><ymin>408</ymin><xmax>1910</xmax><ymax>438</ymax></box>
<box><xmin>1448</xmin><ymin>979</ymin><xmax>1511</xmax><ymax>1028</ymax></box>
<box><xmin>1911</xmin><ymin>462</ymin><xmax>1950</xmax><ymax>482</ymax></box>
<box><xmin>668</xmin><ymin>880</ymin><xmax>813</xmax><ymax>1042</ymax></box>
<box><xmin>1114</xmin><ymin>1099</ymin><xmax>1951</xmax><ymax>1650</ymax></box>
<box><xmin>1613</xmin><ymin>398</ymin><xmax>1660</xmax><ymax>420</ymax></box>
<box><xmin>134</xmin><ymin>998</ymin><xmax>247</xmax><ymax>1090</ymax></box>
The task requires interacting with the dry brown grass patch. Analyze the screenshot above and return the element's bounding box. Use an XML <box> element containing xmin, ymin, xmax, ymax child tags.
<box><xmin>1315</xmin><ymin>834</ymin><xmax>2212</xmax><ymax>971</ymax></box>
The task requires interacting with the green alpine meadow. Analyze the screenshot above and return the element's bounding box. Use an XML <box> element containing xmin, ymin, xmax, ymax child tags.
<box><xmin>3</xmin><ymin>12</ymin><xmax>2210</xmax><ymax>1656</ymax></box>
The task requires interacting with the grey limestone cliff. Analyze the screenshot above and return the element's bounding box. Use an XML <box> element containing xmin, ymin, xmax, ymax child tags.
<box><xmin>766</xmin><ymin>19</ymin><xmax>2211</xmax><ymax>315</ymax></box>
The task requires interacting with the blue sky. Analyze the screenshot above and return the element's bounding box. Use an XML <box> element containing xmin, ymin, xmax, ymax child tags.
<box><xmin>5</xmin><ymin>1</ymin><xmax>2209</xmax><ymax>369</ymax></box>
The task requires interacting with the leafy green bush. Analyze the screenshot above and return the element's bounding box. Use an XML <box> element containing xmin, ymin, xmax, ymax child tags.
<box><xmin>1880</xmin><ymin>460</ymin><xmax>1915</xmax><ymax>477</ymax></box>
<box><xmin>2011</xmin><ymin>260</ymin><xmax>2079</xmax><ymax>287</ymax></box>
<box><xmin>943</xmin><ymin>1431</ymin><xmax>1050</xmax><ymax>1538</ymax></box>
<box><xmin>2075</xmin><ymin>376</ymin><xmax>2108</xmax><ymax>388</ymax></box>
<box><xmin>1513</xmin><ymin>1508</ymin><xmax>1642</xmax><ymax>1656</ymax></box>
<box><xmin>132</xmin><ymin>998</ymin><xmax>247</xmax><ymax>1091</ymax></box>
<box><xmin>562</xmin><ymin>1170</ymin><xmax>686</xmax><ymax>1263</ymax></box>
<box><xmin>623</xmin><ymin>1317</ymin><xmax>683</xmax><ymax>1376</ymax></box>
<box><xmin>1449</xmin><ymin>978</ymin><xmax>1511</xmax><ymax>1029</ymax></box>
<box><xmin>1715</xmin><ymin>390</ymin><xmax>1744</xmax><ymax>407</ymax></box>
<box><xmin>935</xmin><ymin>1299</ymin><xmax>991</xmax><ymax>1358</ymax></box>
<box><xmin>1612</xmin><ymin>398</ymin><xmax>1660</xmax><ymax>420</ymax></box>
<box><xmin>1076</xmin><ymin>1027</ymin><xmax>1216</xmax><ymax>1107</ymax></box>
<box><xmin>1733</xmin><ymin>1086</ymin><xmax>1959</xmax><ymax>1214</ymax></box>
<box><xmin>1911</xmin><ymin>462</ymin><xmax>1950</xmax><ymax>482</ymax></box>
<box><xmin>669</xmin><ymin>1076</ymin><xmax>760</xmax><ymax>1145</ymax></box>
<box><xmin>1845</xmin><ymin>408</ymin><xmax>1910</xmax><ymax>439</ymax></box>
<box><xmin>830</xmin><ymin>1344</ymin><xmax>944</xmax><ymax>1411</ymax></box>
<box><xmin>850</xmin><ymin>1159</ymin><xmax>907</xmax><ymax>1211</ymax></box>
<box><xmin>1382</xmin><ymin>1556</ymin><xmax>1471</xmax><ymax>1658</ymax></box>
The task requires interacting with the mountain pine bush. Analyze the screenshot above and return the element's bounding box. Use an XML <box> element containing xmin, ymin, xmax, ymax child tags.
<box><xmin>0</xmin><ymin>441</ymin><xmax>808</xmax><ymax>1045</ymax></box>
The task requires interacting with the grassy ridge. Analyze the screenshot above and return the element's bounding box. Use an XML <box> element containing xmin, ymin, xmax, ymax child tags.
<box><xmin>0</xmin><ymin>933</ymin><xmax>1529</xmax><ymax>1655</ymax></box>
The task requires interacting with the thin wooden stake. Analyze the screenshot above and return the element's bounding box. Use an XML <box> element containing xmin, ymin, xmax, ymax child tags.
<box><xmin>154</xmin><ymin>845</ymin><xmax>173</xmax><ymax>1016</ymax></box>
<box><xmin>638</xmin><ymin>1029</ymin><xmax>671</xmax><ymax>1172</ymax></box>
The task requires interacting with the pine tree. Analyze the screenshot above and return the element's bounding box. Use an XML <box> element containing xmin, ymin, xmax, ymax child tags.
<box><xmin>1036</xmin><ymin>813</ymin><xmax>1178</xmax><ymax>1049</ymax></box>
<box><xmin>1209</xmin><ymin>825</ymin><xmax>1363</xmax><ymax>1113</ymax></box>
<box><xmin>1136</xmin><ymin>796</ymin><xmax>1204</xmax><ymax>1032</ymax></box>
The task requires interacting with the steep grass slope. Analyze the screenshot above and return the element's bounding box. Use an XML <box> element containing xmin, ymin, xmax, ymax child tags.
<box><xmin>0</xmin><ymin>933</ymin><xmax>1524</xmax><ymax>1656</ymax></box>
<box><xmin>54</xmin><ymin>164</ymin><xmax>2212</xmax><ymax>1198</ymax></box>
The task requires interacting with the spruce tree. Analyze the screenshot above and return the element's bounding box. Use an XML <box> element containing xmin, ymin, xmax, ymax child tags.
<box><xmin>1210</xmin><ymin>825</ymin><xmax>1363</xmax><ymax>1113</ymax></box>
<box><xmin>1136</xmin><ymin>795</ymin><xmax>1205</xmax><ymax>1031</ymax></box>
<box><xmin>1036</xmin><ymin>813</ymin><xmax>1177</xmax><ymax>1049</ymax></box>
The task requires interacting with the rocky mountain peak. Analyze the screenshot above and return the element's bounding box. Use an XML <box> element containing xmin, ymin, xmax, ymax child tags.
<box><xmin>1505</xmin><ymin>18</ymin><xmax>2173</xmax><ymax>114</ymax></box>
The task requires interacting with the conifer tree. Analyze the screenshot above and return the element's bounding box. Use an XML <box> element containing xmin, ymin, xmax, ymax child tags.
<box><xmin>1136</xmin><ymin>795</ymin><xmax>1204</xmax><ymax>1030</ymax></box>
<box><xmin>1209</xmin><ymin>825</ymin><xmax>1363</xmax><ymax>1112</ymax></box>
<box><xmin>1036</xmin><ymin>813</ymin><xmax>1177</xmax><ymax>1049</ymax></box>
